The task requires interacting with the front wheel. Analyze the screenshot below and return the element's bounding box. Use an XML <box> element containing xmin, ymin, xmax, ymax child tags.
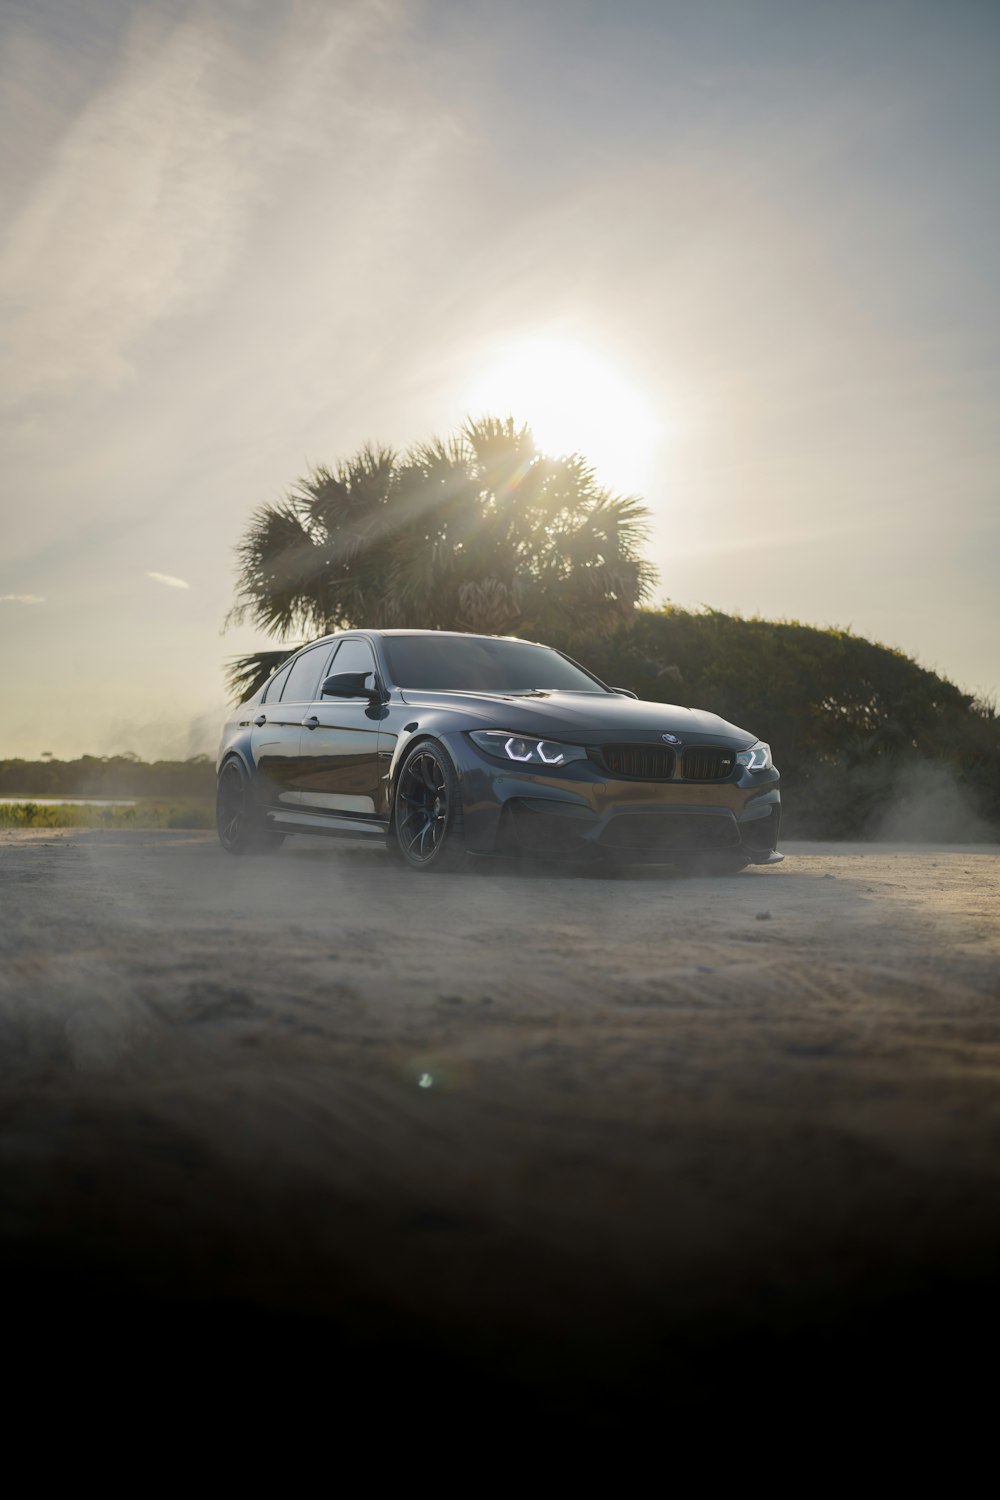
<box><xmin>216</xmin><ymin>757</ymin><xmax>284</xmax><ymax>855</ymax></box>
<box><xmin>393</xmin><ymin>742</ymin><xmax>473</xmax><ymax>873</ymax></box>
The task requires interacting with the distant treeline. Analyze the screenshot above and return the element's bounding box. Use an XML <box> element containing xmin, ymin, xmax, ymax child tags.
<box><xmin>0</xmin><ymin>754</ymin><xmax>215</xmax><ymax>799</ymax></box>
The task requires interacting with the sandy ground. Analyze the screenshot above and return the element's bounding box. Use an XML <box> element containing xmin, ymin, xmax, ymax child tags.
<box><xmin>2</xmin><ymin>829</ymin><xmax>999</xmax><ymax>1424</ymax></box>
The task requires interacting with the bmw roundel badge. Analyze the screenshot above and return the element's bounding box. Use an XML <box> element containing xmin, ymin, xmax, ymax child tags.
<box><xmin>662</xmin><ymin>733</ymin><xmax>681</xmax><ymax>744</ymax></box>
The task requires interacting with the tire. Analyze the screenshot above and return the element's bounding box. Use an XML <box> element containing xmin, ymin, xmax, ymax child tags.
<box><xmin>393</xmin><ymin>741</ymin><xmax>473</xmax><ymax>873</ymax></box>
<box><xmin>216</xmin><ymin>757</ymin><xmax>284</xmax><ymax>855</ymax></box>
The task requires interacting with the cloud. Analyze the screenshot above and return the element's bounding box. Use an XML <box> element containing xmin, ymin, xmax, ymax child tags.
<box><xmin>146</xmin><ymin>572</ymin><xmax>190</xmax><ymax>590</ymax></box>
<box><xmin>0</xmin><ymin>593</ymin><xmax>44</xmax><ymax>604</ymax></box>
<box><xmin>0</xmin><ymin>0</ymin><xmax>411</xmax><ymax>403</ymax></box>
<box><xmin>0</xmin><ymin>18</ymin><xmax>241</xmax><ymax>398</ymax></box>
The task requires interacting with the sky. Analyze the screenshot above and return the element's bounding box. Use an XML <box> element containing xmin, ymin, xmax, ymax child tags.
<box><xmin>1</xmin><ymin>0</ymin><xmax>998</xmax><ymax>759</ymax></box>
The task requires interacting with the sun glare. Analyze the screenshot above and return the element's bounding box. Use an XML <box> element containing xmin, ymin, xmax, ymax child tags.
<box><xmin>466</xmin><ymin>337</ymin><xmax>662</xmax><ymax>494</ymax></box>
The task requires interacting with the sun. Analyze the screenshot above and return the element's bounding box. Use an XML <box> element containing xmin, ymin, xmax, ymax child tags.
<box><xmin>466</xmin><ymin>336</ymin><xmax>662</xmax><ymax>494</ymax></box>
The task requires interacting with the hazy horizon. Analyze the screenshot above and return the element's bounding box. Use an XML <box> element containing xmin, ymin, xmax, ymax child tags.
<box><xmin>2</xmin><ymin>0</ymin><xmax>998</xmax><ymax>759</ymax></box>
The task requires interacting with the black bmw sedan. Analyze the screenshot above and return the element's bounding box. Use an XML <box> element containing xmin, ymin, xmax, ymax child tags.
<box><xmin>216</xmin><ymin>630</ymin><xmax>782</xmax><ymax>872</ymax></box>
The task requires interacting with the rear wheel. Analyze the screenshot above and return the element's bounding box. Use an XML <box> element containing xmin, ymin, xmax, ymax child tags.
<box><xmin>216</xmin><ymin>757</ymin><xmax>284</xmax><ymax>855</ymax></box>
<box><xmin>394</xmin><ymin>742</ymin><xmax>472</xmax><ymax>873</ymax></box>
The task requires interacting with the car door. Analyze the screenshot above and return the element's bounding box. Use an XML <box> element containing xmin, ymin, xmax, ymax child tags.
<box><xmin>251</xmin><ymin>643</ymin><xmax>335</xmax><ymax>811</ymax></box>
<box><xmin>294</xmin><ymin>637</ymin><xmax>385</xmax><ymax>819</ymax></box>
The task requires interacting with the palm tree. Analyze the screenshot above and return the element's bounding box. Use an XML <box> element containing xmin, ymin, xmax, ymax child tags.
<box><xmin>226</xmin><ymin>416</ymin><xmax>657</xmax><ymax>700</ymax></box>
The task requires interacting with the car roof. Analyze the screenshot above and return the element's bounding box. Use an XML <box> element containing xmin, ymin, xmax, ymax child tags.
<box><xmin>311</xmin><ymin>628</ymin><xmax>543</xmax><ymax>646</ymax></box>
<box><xmin>375</xmin><ymin>629</ymin><xmax>535</xmax><ymax>641</ymax></box>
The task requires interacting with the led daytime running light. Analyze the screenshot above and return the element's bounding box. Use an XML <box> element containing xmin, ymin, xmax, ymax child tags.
<box><xmin>505</xmin><ymin>736</ymin><xmax>565</xmax><ymax>765</ymax></box>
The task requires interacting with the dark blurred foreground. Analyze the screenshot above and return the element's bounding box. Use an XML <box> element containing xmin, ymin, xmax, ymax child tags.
<box><xmin>8</xmin><ymin>1094</ymin><xmax>1000</xmax><ymax>1438</ymax></box>
<box><xmin>3</xmin><ymin>831</ymin><xmax>999</xmax><ymax>1440</ymax></box>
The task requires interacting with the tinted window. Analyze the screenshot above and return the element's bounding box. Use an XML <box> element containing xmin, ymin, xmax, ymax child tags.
<box><xmin>326</xmin><ymin>638</ymin><xmax>377</xmax><ymax>688</ymax></box>
<box><xmin>280</xmin><ymin>645</ymin><xmax>332</xmax><ymax>703</ymax></box>
<box><xmin>382</xmin><ymin>636</ymin><xmax>607</xmax><ymax>693</ymax></box>
<box><xmin>261</xmin><ymin>660</ymin><xmax>293</xmax><ymax>704</ymax></box>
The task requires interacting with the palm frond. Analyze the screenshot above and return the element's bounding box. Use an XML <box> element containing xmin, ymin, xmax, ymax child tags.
<box><xmin>225</xmin><ymin>648</ymin><xmax>301</xmax><ymax>705</ymax></box>
<box><xmin>225</xmin><ymin>413</ymin><xmax>659</xmax><ymax>656</ymax></box>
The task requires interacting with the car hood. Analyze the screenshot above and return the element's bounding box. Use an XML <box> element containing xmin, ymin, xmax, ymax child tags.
<box><xmin>396</xmin><ymin>689</ymin><xmax>756</xmax><ymax>746</ymax></box>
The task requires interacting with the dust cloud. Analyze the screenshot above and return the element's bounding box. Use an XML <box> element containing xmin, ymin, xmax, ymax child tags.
<box><xmin>874</xmin><ymin>760</ymin><xmax>995</xmax><ymax>844</ymax></box>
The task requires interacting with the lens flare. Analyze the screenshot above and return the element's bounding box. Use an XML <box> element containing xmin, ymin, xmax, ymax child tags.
<box><xmin>467</xmin><ymin>336</ymin><xmax>662</xmax><ymax>493</ymax></box>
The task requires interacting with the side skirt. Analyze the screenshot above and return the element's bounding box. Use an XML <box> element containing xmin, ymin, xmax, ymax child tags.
<box><xmin>268</xmin><ymin>810</ymin><xmax>389</xmax><ymax>841</ymax></box>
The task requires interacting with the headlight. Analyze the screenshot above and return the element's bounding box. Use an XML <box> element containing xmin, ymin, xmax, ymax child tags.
<box><xmin>736</xmin><ymin>740</ymin><xmax>772</xmax><ymax>772</ymax></box>
<box><xmin>469</xmin><ymin>730</ymin><xmax>589</xmax><ymax>767</ymax></box>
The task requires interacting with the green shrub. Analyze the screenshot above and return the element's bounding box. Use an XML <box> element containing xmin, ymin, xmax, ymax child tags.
<box><xmin>0</xmin><ymin>800</ymin><xmax>214</xmax><ymax>830</ymax></box>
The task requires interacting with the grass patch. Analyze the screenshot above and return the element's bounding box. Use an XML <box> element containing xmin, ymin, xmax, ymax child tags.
<box><xmin>0</xmin><ymin>800</ymin><xmax>214</xmax><ymax>830</ymax></box>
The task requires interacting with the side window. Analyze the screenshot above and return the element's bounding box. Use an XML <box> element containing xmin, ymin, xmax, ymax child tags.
<box><xmin>261</xmin><ymin>660</ymin><xmax>293</xmax><ymax>704</ymax></box>
<box><xmin>324</xmin><ymin>638</ymin><xmax>377</xmax><ymax>692</ymax></box>
<box><xmin>280</xmin><ymin>645</ymin><xmax>333</xmax><ymax>704</ymax></box>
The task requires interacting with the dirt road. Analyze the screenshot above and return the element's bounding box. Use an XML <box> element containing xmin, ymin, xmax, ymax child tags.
<box><xmin>2</xmin><ymin>829</ymin><xmax>999</xmax><ymax>1421</ymax></box>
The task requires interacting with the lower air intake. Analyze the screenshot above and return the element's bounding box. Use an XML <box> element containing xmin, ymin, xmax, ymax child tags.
<box><xmin>741</xmin><ymin>806</ymin><xmax>779</xmax><ymax>852</ymax></box>
<box><xmin>600</xmin><ymin>811</ymin><xmax>740</xmax><ymax>853</ymax></box>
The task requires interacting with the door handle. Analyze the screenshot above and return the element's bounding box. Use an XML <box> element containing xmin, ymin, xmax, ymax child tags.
<box><xmin>303</xmin><ymin>715</ymin><xmax>320</xmax><ymax>729</ymax></box>
<box><xmin>253</xmin><ymin>713</ymin><xmax>267</xmax><ymax>727</ymax></box>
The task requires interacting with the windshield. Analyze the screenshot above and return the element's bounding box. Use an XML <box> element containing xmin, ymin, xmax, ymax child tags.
<box><xmin>382</xmin><ymin>635</ymin><xmax>608</xmax><ymax>694</ymax></box>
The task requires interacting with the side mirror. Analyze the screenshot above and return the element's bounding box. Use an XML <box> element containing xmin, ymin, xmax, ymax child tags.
<box><xmin>611</xmin><ymin>687</ymin><xmax>639</xmax><ymax>700</ymax></box>
<box><xmin>321</xmin><ymin>671</ymin><xmax>381</xmax><ymax>702</ymax></box>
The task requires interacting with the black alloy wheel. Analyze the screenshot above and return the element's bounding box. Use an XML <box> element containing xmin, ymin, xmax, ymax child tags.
<box><xmin>394</xmin><ymin>742</ymin><xmax>471</xmax><ymax>872</ymax></box>
<box><xmin>216</xmin><ymin>758</ymin><xmax>283</xmax><ymax>855</ymax></box>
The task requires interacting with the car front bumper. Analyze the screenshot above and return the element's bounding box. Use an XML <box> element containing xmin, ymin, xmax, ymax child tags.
<box><xmin>448</xmin><ymin>735</ymin><xmax>782</xmax><ymax>863</ymax></box>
